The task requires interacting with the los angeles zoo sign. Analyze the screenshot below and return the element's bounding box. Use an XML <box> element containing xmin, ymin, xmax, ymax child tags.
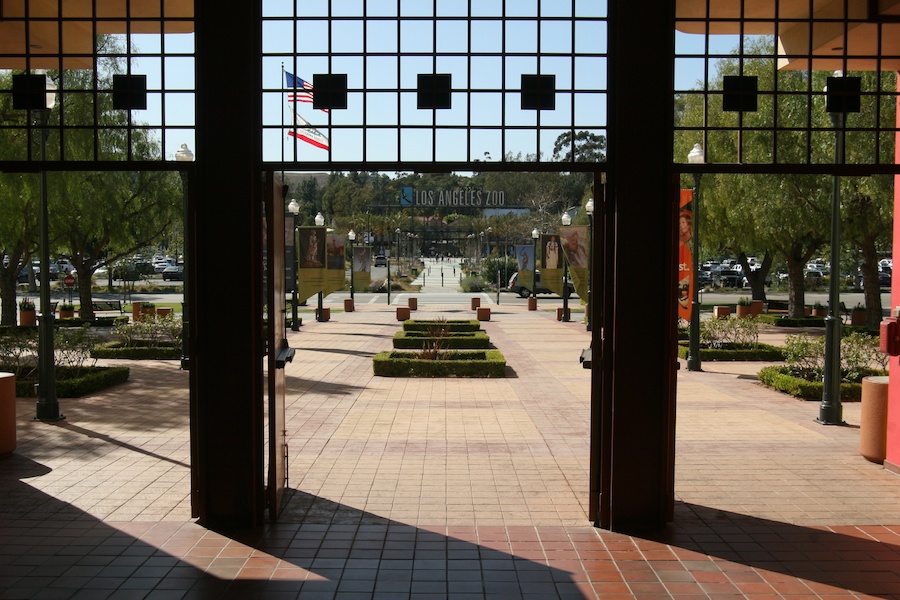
<box><xmin>400</xmin><ymin>186</ymin><xmax>506</xmax><ymax>208</ymax></box>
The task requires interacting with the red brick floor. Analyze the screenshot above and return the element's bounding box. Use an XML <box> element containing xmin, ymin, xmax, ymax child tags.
<box><xmin>3</xmin><ymin>299</ymin><xmax>900</xmax><ymax>599</ymax></box>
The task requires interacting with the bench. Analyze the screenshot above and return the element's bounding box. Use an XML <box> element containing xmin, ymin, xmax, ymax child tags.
<box><xmin>91</xmin><ymin>300</ymin><xmax>125</xmax><ymax>315</ymax></box>
<box><xmin>765</xmin><ymin>300</ymin><xmax>790</xmax><ymax>314</ymax></box>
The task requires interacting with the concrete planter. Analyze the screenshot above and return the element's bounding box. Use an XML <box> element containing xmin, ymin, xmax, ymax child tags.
<box><xmin>735</xmin><ymin>304</ymin><xmax>752</xmax><ymax>318</ymax></box>
<box><xmin>713</xmin><ymin>306</ymin><xmax>730</xmax><ymax>319</ymax></box>
<box><xmin>851</xmin><ymin>309</ymin><xmax>867</xmax><ymax>327</ymax></box>
<box><xmin>18</xmin><ymin>310</ymin><xmax>36</xmax><ymax>326</ymax></box>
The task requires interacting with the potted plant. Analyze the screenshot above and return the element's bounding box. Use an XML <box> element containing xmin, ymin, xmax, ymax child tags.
<box><xmin>58</xmin><ymin>302</ymin><xmax>75</xmax><ymax>319</ymax></box>
<box><xmin>140</xmin><ymin>302</ymin><xmax>157</xmax><ymax>320</ymax></box>
<box><xmin>812</xmin><ymin>301</ymin><xmax>827</xmax><ymax>317</ymax></box>
<box><xmin>18</xmin><ymin>297</ymin><xmax>36</xmax><ymax>326</ymax></box>
<box><xmin>851</xmin><ymin>303</ymin><xmax>867</xmax><ymax>327</ymax></box>
<box><xmin>735</xmin><ymin>297</ymin><xmax>752</xmax><ymax>318</ymax></box>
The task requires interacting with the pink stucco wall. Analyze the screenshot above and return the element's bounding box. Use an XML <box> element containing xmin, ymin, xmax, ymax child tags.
<box><xmin>884</xmin><ymin>77</ymin><xmax>900</xmax><ymax>472</ymax></box>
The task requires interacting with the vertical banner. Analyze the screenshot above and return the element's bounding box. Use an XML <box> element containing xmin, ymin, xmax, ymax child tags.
<box><xmin>541</xmin><ymin>233</ymin><xmax>565</xmax><ymax>296</ymax></box>
<box><xmin>353</xmin><ymin>246</ymin><xmax>372</xmax><ymax>292</ymax></box>
<box><xmin>325</xmin><ymin>234</ymin><xmax>346</xmax><ymax>295</ymax></box>
<box><xmin>298</xmin><ymin>226</ymin><xmax>327</xmax><ymax>301</ymax></box>
<box><xmin>560</xmin><ymin>226</ymin><xmax>589</xmax><ymax>300</ymax></box>
<box><xmin>678</xmin><ymin>189</ymin><xmax>694</xmax><ymax>322</ymax></box>
<box><xmin>284</xmin><ymin>214</ymin><xmax>296</xmax><ymax>293</ymax></box>
<box><xmin>516</xmin><ymin>245</ymin><xmax>534</xmax><ymax>292</ymax></box>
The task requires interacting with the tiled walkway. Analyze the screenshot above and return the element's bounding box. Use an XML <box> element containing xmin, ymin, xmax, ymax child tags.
<box><xmin>3</xmin><ymin>300</ymin><xmax>900</xmax><ymax>599</ymax></box>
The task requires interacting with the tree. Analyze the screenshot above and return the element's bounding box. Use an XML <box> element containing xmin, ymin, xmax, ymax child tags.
<box><xmin>552</xmin><ymin>130</ymin><xmax>607</xmax><ymax>163</ymax></box>
<box><xmin>675</xmin><ymin>39</ymin><xmax>836</xmax><ymax>317</ymax></box>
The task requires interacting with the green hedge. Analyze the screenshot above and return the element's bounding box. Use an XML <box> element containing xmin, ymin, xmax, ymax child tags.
<box><xmin>91</xmin><ymin>341</ymin><xmax>181</xmax><ymax>360</ymax></box>
<box><xmin>373</xmin><ymin>350</ymin><xmax>506</xmax><ymax>377</ymax></box>
<box><xmin>402</xmin><ymin>319</ymin><xmax>482</xmax><ymax>332</ymax></box>
<box><xmin>676</xmin><ymin>342</ymin><xmax>785</xmax><ymax>361</ymax></box>
<box><xmin>755</xmin><ymin>315</ymin><xmax>826</xmax><ymax>327</ymax></box>
<box><xmin>756</xmin><ymin>365</ymin><xmax>881</xmax><ymax>401</ymax></box>
<box><xmin>393</xmin><ymin>331</ymin><xmax>491</xmax><ymax>350</ymax></box>
<box><xmin>6</xmin><ymin>365</ymin><xmax>131</xmax><ymax>398</ymax></box>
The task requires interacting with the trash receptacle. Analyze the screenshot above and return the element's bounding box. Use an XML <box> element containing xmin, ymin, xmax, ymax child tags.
<box><xmin>0</xmin><ymin>372</ymin><xmax>16</xmax><ymax>456</ymax></box>
<box><xmin>860</xmin><ymin>375</ymin><xmax>889</xmax><ymax>464</ymax></box>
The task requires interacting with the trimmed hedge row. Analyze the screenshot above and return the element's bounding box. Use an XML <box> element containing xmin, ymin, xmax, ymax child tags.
<box><xmin>373</xmin><ymin>350</ymin><xmax>506</xmax><ymax>377</ymax></box>
<box><xmin>676</xmin><ymin>342</ymin><xmax>785</xmax><ymax>361</ymax></box>
<box><xmin>402</xmin><ymin>319</ymin><xmax>481</xmax><ymax>332</ymax></box>
<box><xmin>393</xmin><ymin>331</ymin><xmax>491</xmax><ymax>350</ymax></box>
<box><xmin>755</xmin><ymin>315</ymin><xmax>825</xmax><ymax>327</ymax></box>
<box><xmin>91</xmin><ymin>342</ymin><xmax>181</xmax><ymax>360</ymax></box>
<box><xmin>756</xmin><ymin>365</ymin><xmax>875</xmax><ymax>401</ymax></box>
<box><xmin>5</xmin><ymin>365</ymin><xmax>131</xmax><ymax>398</ymax></box>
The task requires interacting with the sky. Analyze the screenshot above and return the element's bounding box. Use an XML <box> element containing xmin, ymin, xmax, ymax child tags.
<box><xmin>115</xmin><ymin>1</ymin><xmax>745</xmax><ymax>167</ymax></box>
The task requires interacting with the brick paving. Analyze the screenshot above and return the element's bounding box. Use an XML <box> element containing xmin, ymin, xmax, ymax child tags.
<box><xmin>3</xmin><ymin>298</ymin><xmax>900</xmax><ymax>598</ymax></box>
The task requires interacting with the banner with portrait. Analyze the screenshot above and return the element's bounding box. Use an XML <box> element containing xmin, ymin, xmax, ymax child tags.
<box><xmin>678</xmin><ymin>189</ymin><xmax>694</xmax><ymax>322</ymax></box>
<box><xmin>540</xmin><ymin>233</ymin><xmax>564</xmax><ymax>297</ymax></box>
<box><xmin>352</xmin><ymin>245</ymin><xmax>372</xmax><ymax>293</ymax></box>
<box><xmin>325</xmin><ymin>234</ymin><xmax>346</xmax><ymax>296</ymax></box>
<box><xmin>560</xmin><ymin>226</ymin><xmax>589</xmax><ymax>301</ymax></box>
<box><xmin>298</xmin><ymin>226</ymin><xmax>327</xmax><ymax>301</ymax></box>
<box><xmin>515</xmin><ymin>245</ymin><xmax>534</xmax><ymax>292</ymax></box>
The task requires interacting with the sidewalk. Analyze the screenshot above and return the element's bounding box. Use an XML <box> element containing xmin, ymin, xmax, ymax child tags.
<box><xmin>3</xmin><ymin>303</ymin><xmax>900</xmax><ymax>598</ymax></box>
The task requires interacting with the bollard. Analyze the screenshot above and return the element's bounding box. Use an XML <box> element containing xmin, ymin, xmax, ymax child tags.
<box><xmin>408</xmin><ymin>297</ymin><xmax>417</xmax><ymax>310</ymax></box>
<box><xmin>477</xmin><ymin>307</ymin><xmax>490</xmax><ymax>321</ymax></box>
<box><xmin>527</xmin><ymin>297</ymin><xmax>537</xmax><ymax>311</ymax></box>
<box><xmin>397</xmin><ymin>306</ymin><xmax>411</xmax><ymax>321</ymax></box>
<box><xmin>471</xmin><ymin>297</ymin><xmax>481</xmax><ymax>310</ymax></box>
<box><xmin>860</xmin><ymin>376</ymin><xmax>889</xmax><ymax>464</ymax></box>
<box><xmin>344</xmin><ymin>299</ymin><xmax>354</xmax><ymax>312</ymax></box>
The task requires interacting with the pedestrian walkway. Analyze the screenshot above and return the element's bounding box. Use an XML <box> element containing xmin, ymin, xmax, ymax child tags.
<box><xmin>3</xmin><ymin>303</ymin><xmax>900</xmax><ymax>598</ymax></box>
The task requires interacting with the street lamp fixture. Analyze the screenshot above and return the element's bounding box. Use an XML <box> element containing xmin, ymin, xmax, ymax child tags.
<box><xmin>348</xmin><ymin>229</ymin><xmax>356</xmax><ymax>301</ymax></box>
<box><xmin>819</xmin><ymin>71</ymin><xmax>852</xmax><ymax>427</ymax></box>
<box><xmin>315</xmin><ymin>211</ymin><xmax>326</xmax><ymax>320</ymax></box>
<box><xmin>287</xmin><ymin>199</ymin><xmax>300</xmax><ymax>331</ymax></box>
<box><xmin>585</xmin><ymin>198</ymin><xmax>594</xmax><ymax>331</ymax></box>
<box><xmin>560</xmin><ymin>212</ymin><xmax>572</xmax><ymax>322</ymax></box>
<box><xmin>175</xmin><ymin>143</ymin><xmax>195</xmax><ymax>360</ymax></box>
<box><xmin>531</xmin><ymin>228</ymin><xmax>540</xmax><ymax>302</ymax></box>
<box><xmin>35</xmin><ymin>70</ymin><xmax>63</xmax><ymax>421</ymax></box>
<box><xmin>686</xmin><ymin>143</ymin><xmax>704</xmax><ymax>372</ymax></box>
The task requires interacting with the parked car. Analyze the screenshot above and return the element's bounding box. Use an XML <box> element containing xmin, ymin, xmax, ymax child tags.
<box><xmin>507</xmin><ymin>271</ymin><xmax>574</xmax><ymax>298</ymax></box>
<box><xmin>712</xmin><ymin>268</ymin><xmax>742</xmax><ymax>288</ymax></box>
<box><xmin>162</xmin><ymin>264</ymin><xmax>185</xmax><ymax>281</ymax></box>
<box><xmin>374</xmin><ymin>255</ymin><xmax>387</xmax><ymax>267</ymax></box>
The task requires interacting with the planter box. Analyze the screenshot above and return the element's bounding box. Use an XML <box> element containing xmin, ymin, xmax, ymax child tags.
<box><xmin>58</xmin><ymin>309</ymin><xmax>75</xmax><ymax>319</ymax></box>
<box><xmin>750</xmin><ymin>300</ymin><xmax>764</xmax><ymax>317</ymax></box>
<box><xmin>735</xmin><ymin>304</ymin><xmax>752</xmax><ymax>318</ymax></box>
<box><xmin>851</xmin><ymin>310</ymin><xmax>867</xmax><ymax>327</ymax></box>
<box><xmin>373</xmin><ymin>350</ymin><xmax>506</xmax><ymax>378</ymax></box>
<box><xmin>19</xmin><ymin>310</ymin><xmax>36</xmax><ymax>326</ymax></box>
<box><xmin>713</xmin><ymin>306</ymin><xmax>730</xmax><ymax>319</ymax></box>
<box><xmin>157</xmin><ymin>307</ymin><xmax>173</xmax><ymax>317</ymax></box>
<box><xmin>131</xmin><ymin>301</ymin><xmax>142</xmax><ymax>321</ymax></box>
<box><xmin>397</xmin><ymin>306</ymin><xmax>411</xmax><ymax>321</ymax></box>
<box><xmin>477</xmin><ymin>307</ymin><xmax>490</xmax><ymax>321</ymax></box>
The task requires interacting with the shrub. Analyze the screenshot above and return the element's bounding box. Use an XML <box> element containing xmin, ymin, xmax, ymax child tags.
<box><xmin>373</xmin><ymin>350</ymin><xmax>506</xmax><ymax>377</ymax></box>
<box><xmin>19</xmin><ymin>297</ymin><xmax>35</xmax><ymax>310</ymax></box>
<box><xmin>460</xmin><ymin>276</ymin><xmax>485</xmax><ymax>292</ymax></box>
<box><xmin>699</xmin><ymin>316</ymin><xmax>759</xmax><ymax>349</ymax></box>
<box><xmin>112</xmin><ymin>313</ymin><xmax>182</xmax><ymax>348</ymax></box>
<box><xmin>782</xmin><ymin>331</ymin><xmax>887</xmax><ymax>383</ymax></box>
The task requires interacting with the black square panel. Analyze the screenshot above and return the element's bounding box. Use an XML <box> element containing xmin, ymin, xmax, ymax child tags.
<box><xmin>12</xmin><ymin>73</ymin><xmax>50</xmax><ymax>110</ymax></box>
<box><xmin>826</xmin><ymin>76</ymin><xmax>861</xmax><ymax>114</ymax></box>
<box><xmin>417</xmin><ymin>74</ymin><xmax>452</xmax><ymax>109</ymax></box>
<box><xmin>722</xmin><ymin>75</ymin><xmax>758</xmax><ymax>112</ymax></box>
<box><xmin>521</xmin><ymin>74</ymin><xmax>556</xmax><ymax>110</ymax></box>
<box><xmin>313</xmin><ymin>74</ymin><xmax>348</xmax><ymax>110</ymax></box>
<box><xmin>112</xmin><ymin>74</ymin><xmax>147</xmax><ymax>110</ymax></box>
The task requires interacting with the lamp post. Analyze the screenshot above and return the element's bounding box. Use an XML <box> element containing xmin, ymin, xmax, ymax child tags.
<box><xmin>348</xmin><ymin>229</ymin><xmax>356</xmax><ymax>301</ymax></box>
<box><xmin>585</xmin><ymin>198</ymin><xmax>594</xmax><ymax>331</ymax></box>
<box><xmin>686</xmin><ymin>143</ymin><xmax>704</xmax><ymax>372</ymax></box>
<box><xmin>315</xmin><ymin>211</ymin><xmax>325</xmax><ymax>321</ymax></box>
<box><xmin>35</xmin><ymin>71</ymin><xmax>62</xmax><ymax>421</ymax></box>
<box><xmin>531</xmin><ymin>228</ymin><xmax>540</xmax><ymax>300</ymax></box>
<box><xmin>287</xmin><ymin>199</ymin><xmax>300</xmax><ymax>331</ymax></box>
<box><xmin>175</xmin><ymin>143</ymin><xmax>194</xmax><ymax>364</ymax></box>
<box><xmin>818</xmin><ymin>73</ymin><xmax>848</xmax><ymax>426</ymax></box>
<box><xmin>561</xmin><ymin>212</ymin><xmax>572</xmax><ymax>322</ymax></box>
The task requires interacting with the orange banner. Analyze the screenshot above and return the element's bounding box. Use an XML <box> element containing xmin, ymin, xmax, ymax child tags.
<box><xmin>678</xmin><ymin>189</ymin><xmax>694</xmax><ymax>322</ymax></box>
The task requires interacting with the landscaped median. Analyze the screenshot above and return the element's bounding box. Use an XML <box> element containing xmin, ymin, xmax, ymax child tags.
<box><xmin>676</xmin><ymin>342</ymin><xmax>785</xmax><ymax>361</ymax></box>
<box><xmin>373</xmin><ymin>318</ymin><xmax>507</xmax><ymax>377</ymax></box>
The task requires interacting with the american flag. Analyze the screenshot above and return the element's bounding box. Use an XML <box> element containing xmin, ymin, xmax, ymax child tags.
<box><xmin>285</xmin><ymin>71</ymin><xmax>327</xmax><ymax>112</ymax></box>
